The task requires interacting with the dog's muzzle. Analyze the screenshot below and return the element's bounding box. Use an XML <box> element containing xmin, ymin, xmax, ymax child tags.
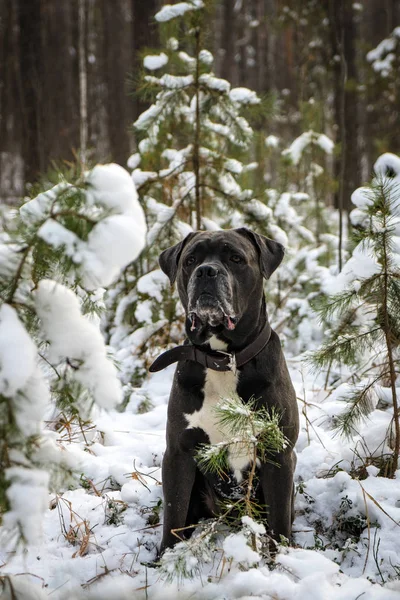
<box><xmin>187</xmin><ymin>263</ymin><xmax>237</xmax><ymax>330</ymax></box>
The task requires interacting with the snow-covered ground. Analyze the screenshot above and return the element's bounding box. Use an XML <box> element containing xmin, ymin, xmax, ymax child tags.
<box><xmin>2</xmin><ymin>359</ymin><xmax>400</xmax><ymax>599</ymax></box>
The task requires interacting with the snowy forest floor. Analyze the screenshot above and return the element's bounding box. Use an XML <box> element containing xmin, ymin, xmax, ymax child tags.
<box><xmin>3</xmin><ymin>359</ymin><xmax>400</xmax><ymax>600</ymax></box>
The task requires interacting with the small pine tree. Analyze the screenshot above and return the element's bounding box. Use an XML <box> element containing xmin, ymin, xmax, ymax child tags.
<box><xmin>196</xmin><ymin>394</ymin><xmax>287</xmax><ymax>527</ymax></box>
<box><xmin>312</xmin><ymin>153</ymin><xmax>400</xmax><ymax>477</ymax></box>
<box><xmin>159</xmin><ymin>394</ymin><xmax>287</xmax><ymax>580</ymax></box>
<box><xmin>132</xmin><ymin>0</ymin><xmax>264</xmax><ymax>234</ymax></box>
<box><xmin>0</xmin><ymin>162</ymin><xmax>146</xmax><ymax>545</ymax></box>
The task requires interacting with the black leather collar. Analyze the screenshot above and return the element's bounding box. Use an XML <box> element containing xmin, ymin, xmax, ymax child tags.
<box><xmin>149</xmin><ymin>322</ymin><xmax>271</xmax><ymax>373</ymax></box>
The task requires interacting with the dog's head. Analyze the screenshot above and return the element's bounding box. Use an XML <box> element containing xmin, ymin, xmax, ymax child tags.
<box><xmin>159</xmin><ymin>228</ymin><xmax>284</xmax><ymax>344</ymax></box>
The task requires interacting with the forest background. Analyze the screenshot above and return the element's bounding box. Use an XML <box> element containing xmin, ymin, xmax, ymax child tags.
<box><xmin>1</xmin><ymin>0</ymin><xmax>399</xmax><ymax>206</ymax></box>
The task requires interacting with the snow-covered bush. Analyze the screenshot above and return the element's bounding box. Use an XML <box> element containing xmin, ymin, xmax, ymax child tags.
<box><xmin>0</xmin><ymin>163</ymin><xmax>146</xmax><ymax>545</ymax></box>
<box><xmin>312</xmin><ymin>152</ymin><xmax>400</xmax><ymax>477</ymax></box>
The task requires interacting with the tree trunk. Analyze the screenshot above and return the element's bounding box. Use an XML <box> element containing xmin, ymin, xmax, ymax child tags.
<box><xmin>102</xmin><ymin>0</ymin><xmax>133</xmax><ymax>166</ymax></box>
<box><xmin>0</xmin><ymin>1</ymin><xmax>24</xmax><ymax>201</ymax></box>
<box><xmin>220</xmin><ymin>0</ymin><xmax>235</xmax><ymax>84</ymax></box>
<box><xmin>79</xmin><ymin>0</ymin><xmax>88</xmax><ymax>167</ymax></box>
<box><xmin>132</xmin><ymin>0</ymin><xmax>159</xmax><ymax>124</ymax></box>
<box><xmin>18</xmin><ymin>0</ymin><xmax>42</xmax><ymax>185</ymax></box>
<box><xmin>328</xmin><ymin>0</ymin><xmax>360</xmax><ymax>215</ymax></box>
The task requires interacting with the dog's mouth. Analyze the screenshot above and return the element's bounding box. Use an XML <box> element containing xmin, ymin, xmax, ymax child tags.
<box><xmin>188</xmin><ymin>293</ymin><xmax>237</xmax><ymax>331</ymax></box>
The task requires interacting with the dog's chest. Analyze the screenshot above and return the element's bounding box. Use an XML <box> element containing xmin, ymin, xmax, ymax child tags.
<box><xmin>184</xmin><ymin>337</ymin><xmax>253</xmax><ymax>482</ymax></box>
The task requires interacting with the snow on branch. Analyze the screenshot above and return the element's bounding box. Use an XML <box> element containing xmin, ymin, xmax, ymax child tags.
<box><xmin>282</xmin><ymin>130</ymin><xmax>334</xmax><ymax>166</ymax></box>
<box><xmin>0</xmin><ymin>304</ymin><xmax>50</xmax><ymax>545</ymax></box>
<box><xmin>22</xmin><ymin>163</ymin><xmax>147</xmax><ymax>291</ymax></box>
<box><xmin>143</xmin><ymin>52</ymin><xmax>169</xmax><ymax>71</ymax></box>
<box><xmin>367</xmin><ymin>27</ymin><xmax>400</xmax><ymax>77</ymax></box>
<box><xmin>155</xmin><ymin>1</ymin><xmax>204</xmax><ymax>23</ymax></box>
<box><xmin>34</xmin><ymin>279</ymin><xmax>122</xmax><ymax>410</ymax></box>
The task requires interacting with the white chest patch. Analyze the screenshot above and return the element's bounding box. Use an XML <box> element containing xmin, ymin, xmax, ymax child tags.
<box><xmin>184</xmin><ymin>336</ymin><xmax>254</xmax><ymax>482</ymax></box>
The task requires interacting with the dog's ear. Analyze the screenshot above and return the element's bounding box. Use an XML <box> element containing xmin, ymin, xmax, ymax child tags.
<box><xmin>235</xmin><ymin>227</ymin><xmax>285</xmax><ymax>279</ymax></box>
<box><xmin>159</xmin><ymin>232</ymin><xmax>198</xmax><ymax>285</ymax></box>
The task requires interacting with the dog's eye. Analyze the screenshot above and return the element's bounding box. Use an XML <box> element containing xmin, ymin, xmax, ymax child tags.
<box><xmin>230</xmin><ymin>254</ymin><xmax>243</xmax><ymax>264</ymax></box>
<box><xmin>186</xmin><ymin>256</ymin><xmax>195</xmax><ymax>266</ymax></box>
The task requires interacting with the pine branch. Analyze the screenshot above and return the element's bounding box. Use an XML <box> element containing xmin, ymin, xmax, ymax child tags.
<box><xmin>312</xmin><ymin>327</ymin><xmax>383</xmax><ymax>369</ymax></box>
<box><xmin>334</xmin><ymin>376</ymin><xmax>384</xmax><ymax>438</ymax></box>
<box><xmin>6</xmin><ymin>244</ymin><xmax>33</xmax><ymax>304</ymax></box>
<box><xmin>195</xmin><ymin>442</ymin><xmax>230</xmax><ymax>478</ymax></box>
<box><xmin>195</xmin><ymin>396</ymin><xmax>287</xmax><ymax>482</ymax></box>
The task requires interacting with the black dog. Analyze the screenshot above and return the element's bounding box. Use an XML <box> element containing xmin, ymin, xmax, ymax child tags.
<box><xmin>150</xmin><ymin>228</ymin><xmax>299</xmax><ymax>553</ymax></box>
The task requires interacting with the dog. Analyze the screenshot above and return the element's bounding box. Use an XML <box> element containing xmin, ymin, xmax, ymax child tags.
<box><xmin>150</xmin><ymin>227</ymin><xmax>299</xmax><ymax>554</ymax></box>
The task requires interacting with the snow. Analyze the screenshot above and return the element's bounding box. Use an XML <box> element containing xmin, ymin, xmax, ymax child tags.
<box><xmin>282</xmin><ymin>131</ymin><xmax>334</xmax><ymax>165</ymax></box>
<box><xmin>137</xmin><ymin>269</ymin><xmax>169</xmax><ymax>303</ymax></box>
<box><xmin>199</xmin><ymin>49</ymin><xmax>213</xmax><ymax>64</ymax></box>
<box><xmin>158</xmin><ymin>73</ymin><xmax>194</xmax><ymax>89</ymax></box>
<box><xmin>155</xmin><ymin>1</ymin><xmax>204</xmax><ymax>22</ymax></box>
<box><xmin>0</xmin><ymin>305</ymin><xmax>51</xmax><ymax>544</ymax></box>
<box><xmin>225</xmin><ymin>158</ymin><xmax>244</xmax><ymax>174</ymax></box>
<box><xmin>323</xmin><ymin>240</ymin><xmax>380</xmax><ymax>295</ymax></box>
<box><xmin>178</xmin><ymin>51</ymin><xmax>196</xmax><ymax>69</ymax></box>
<box><xmin>241</xmin><ymin>515</ymin><xmax>266</xmax><ymax>535</ymax></box>
<box><xmin>83</xmin><ymin>213</ymin><xmax>145</xmax><ymax>289</ymax></box>
<box><xmin>374</xmin><ymin>152</ymin><xmax>400</xmax><ymax>179</ymax></box>
<box><xmin>367</xmin><ymin>30</ymin><xmax>399</xmax><ymax>76</ymax></box>
<box><xmin>0</xmin><ymin>304</ymin><xmax>40</xmax><ymax>398</ymax></box>
<box><xmin>166</xmin><ymin>37</ymin><xmax>179</xmax><ymax>51</ymax></box>
<box><xmin>0</xmin><ymin>305</ymin><xmax>49</xmax><ymax>437</ymax></box>
<box><xmin>134</xmin><ymin>104</ymin><xmax>164</xmax><ymax>131</ymax></box>
<box><xmin>265</xmin><ymin>134</ymin><xmax>279</xmax><ymax>148</ymax></box>
<box><xmin>3</xmin><ymin>466</ymin><xmax>50</xmax><ymax>544</ymax></box>
<box><xmin>223</xmin><ymin>531</ymin><xmax>261</xmax><ymax>564</ymax></box>
<box><xmin>1</xmin><ymin>323</ymin><xmax>400</xmax><ymax>599</ymax></box>
<box><xmin>326</xmin><ymin>157</ymin><xmax>400</xmax><ymax>296</ymax></box>
<box><xmin>127</xmin><ymin>152</ymin><xmax>141</xmax><ymax>169</ymax></box>
<box><xmin>38</xmin><ymin>219</ymin><xmax>83</xmax><ymax>257</ymax></box>
<box><xmin>199</xmin><ymin>73</ymin><xmax>230</xmax><ymax>93</ymax></box>
<box><xmin>3</xmin><ymin>361</ymin><xmax>400</xmax><ymax>597</ymax></box>
<box><xmin>85</xmin><ymin>164</ymin><xmax>144</xmax><ymax>222</ymax></box>
<box><xmin>34</xmin><ymin>279</ymin><xmax>122</xmax><ymax>410</ymax></box>
<box><xmin>144</xmin><ymin>52</ymin><xmax>169</xmax><ymax>71</ymax></box>
<box><xmin>229</xmin><ymin>87</ymin><xmax>260</xmax><ymax>105</ymax></box>
<box><xmin>21</xmin><ymin>164</ymin><xmax>147</xmax><ymax>291</ymax></box>
<box><xmin>351</xmin><ymin>185</ymin><xmax>374</xmax><ymax>210</ymax></box>
<box><xmin>19</xmin><ymin>182</ymin><xmax>71</xmax><ymax>224</ymax></box>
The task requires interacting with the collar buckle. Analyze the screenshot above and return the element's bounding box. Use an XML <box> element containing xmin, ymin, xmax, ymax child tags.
<box><xmin>229</xmin><ymin>352</ymin><xmax>237</xmax><ymax>374</ymax></box>
<box><xmin>214</xmin><ymin>349</ymin><xmax>237</xmax><ymax>374</ymax></box>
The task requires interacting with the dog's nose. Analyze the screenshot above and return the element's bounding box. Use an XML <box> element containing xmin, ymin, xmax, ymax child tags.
<box><xmin>196</xmin><ymin>264</ymin><xmax>218</xmax><ymax>278</ymax></box>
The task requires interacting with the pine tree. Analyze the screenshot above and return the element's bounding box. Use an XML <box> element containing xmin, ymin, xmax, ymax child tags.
<box><xmin>132</xmin><ymin>0</ymin><xmax>264</xmax><ymax>233</ymax></box>
<box><xmin>312</xmin><ymin>153</ymin><xmax>400</xmax><ymax>478</ymax></box>
<box><xmin>0</xmin><ymin>162</ymin><xmax>146</xmax><ymax>545</ymax></box>
<box><xmin>109</xmin><ymin>0</ymin><xmax>270</xmax><ymax>385</ymax></box>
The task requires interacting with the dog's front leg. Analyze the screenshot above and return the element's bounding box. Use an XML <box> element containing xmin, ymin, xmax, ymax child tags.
<box><xmin>259</xmin><ymin>449</ymin><xmax>296</xmax><ymax>542</ymax></box>
<box><xmin>160</xmin><ymin>449</ymin><xmax>196</xmax><ymax>554</ymax></box>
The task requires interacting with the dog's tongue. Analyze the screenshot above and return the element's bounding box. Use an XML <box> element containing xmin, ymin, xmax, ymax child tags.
<box><xmin>225</xmin><ymin>315</ymin><xmax>237</xmax><ymax>330</ymax></box>
<box><xmin>189</xmin><ymin>312</ymin><xmax>198</xmax><ymax>331</ymax></box>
